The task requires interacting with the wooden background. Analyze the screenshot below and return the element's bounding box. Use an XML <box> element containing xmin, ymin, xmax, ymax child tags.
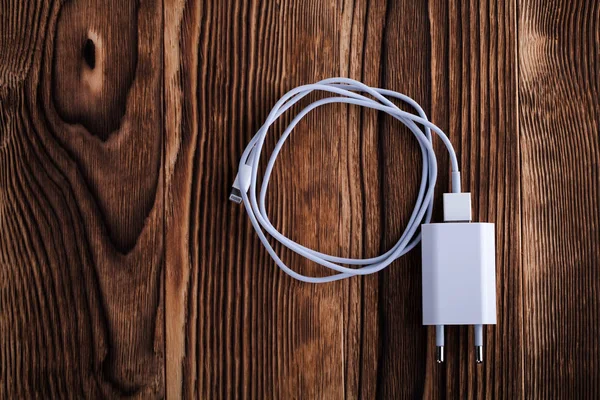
<box><xmin>0</xmin><ymin>0</ymin><xmax>598</xmax><ymax>398</ymax></box>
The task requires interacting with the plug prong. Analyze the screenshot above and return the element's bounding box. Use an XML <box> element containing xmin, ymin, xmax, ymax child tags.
<box><xmin>436</xmin><ymin>346</ymin><xmax>445</xmax><ymax>363</ymax></box>
<box><xmin>475</xmin><ymin>324</ymin><xmax>483</xmax><ymax>363</ymax></box>
<box><xmin>436</xmin><ymin>325</ymin><xmax>445</xmax><ymax>363</ymax></box>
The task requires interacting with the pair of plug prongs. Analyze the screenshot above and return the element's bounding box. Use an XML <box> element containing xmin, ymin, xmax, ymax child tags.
<box><xmin>435</xmin><ymin>325</ymin><xmax>484</xmax><ymax>364</ymax></box>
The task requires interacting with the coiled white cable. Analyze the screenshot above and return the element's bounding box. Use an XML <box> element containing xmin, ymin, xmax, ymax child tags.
<box><xmin>231</xmin><ymin>77</ymin><xmax>461</xmax><ymax>283</ymax></box>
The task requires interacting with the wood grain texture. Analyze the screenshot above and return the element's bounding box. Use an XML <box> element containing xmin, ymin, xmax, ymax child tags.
<box><xmin>378</xmin><ymin>0</ymin><xmax>523</xmax><ymax>398</ymax></box>
<box><xmin>2</xmin><ymin>0</ymin><xmax>599</xmax><ymax>398</ymax></box>
<box><xmin>165</xmin><ymin>1</ymin><xmax>387</xmax><ymax>397</ymax></box>
<box><xmin>164</xmin><ymin>0</ymin><xmax>523</xmax><ymax>398</ymax></box>
<box><xmin>519</xmin><ymin>0</ymin><xmax>600</xmax><ymax>397</ymax></box>
<box><xmin>0</xmin><ymin>0</ymin><xmax>165</xmax><ymax>398</ymax></box>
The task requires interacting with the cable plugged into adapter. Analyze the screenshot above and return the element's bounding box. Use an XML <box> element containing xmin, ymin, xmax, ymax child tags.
<box><xmin>421</xmin><ymin>192</ymin><xmax>496</xmax><ymax>364</ymax></box>
<box><xmin>230</xmin><ymin>77</ymin><xmax>498</xmax><ymax>367</ymax></box>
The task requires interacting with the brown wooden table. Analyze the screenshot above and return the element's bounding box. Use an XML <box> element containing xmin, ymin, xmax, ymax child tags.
<box><xmin>1</xmin><ymin>0</ymin><xmax>598</xmax><ymax>398</ymax></box>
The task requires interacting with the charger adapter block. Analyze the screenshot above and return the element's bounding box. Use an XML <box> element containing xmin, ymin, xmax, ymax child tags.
<box><xmin>421</xmin><ymin>221</ymin><xmax>496</xmax><ymax>363</ymax></box>
<box><xmin>422</xmin><ymin>222</ymin><xmax>496</xmax><ymax>325</ymax></box>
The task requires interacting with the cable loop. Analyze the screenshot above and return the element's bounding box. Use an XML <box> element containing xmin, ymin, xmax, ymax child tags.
<box><xmin>237</xmin><ymin>78</ymin><xmax>460</xmax><ymax>283</ymax></box>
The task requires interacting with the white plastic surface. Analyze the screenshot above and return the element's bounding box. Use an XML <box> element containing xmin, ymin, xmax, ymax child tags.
<box><xmin>421</xmin><ymin>222</ymin><xmax>496</xmax><ymax>325</ymax></box>
<box><xmin>234</xmin><ymin>164</ymin><xmax>252</xmax><ymax>193</ymax></box>
<box><xmin>443</xmin><ymin>192</ymin><xmax>472</xmax><ymax>222</ymax></box>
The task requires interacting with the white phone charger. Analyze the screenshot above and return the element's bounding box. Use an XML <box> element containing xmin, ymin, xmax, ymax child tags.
<box><xmin>421</xmin><ymin>193</ymin><xmax>497</xmax><ymax>363</ymax></box>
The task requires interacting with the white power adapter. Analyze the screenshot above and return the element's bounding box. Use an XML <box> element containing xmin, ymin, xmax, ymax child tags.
<box><xmin>421</xmin><ymin>192</ymin><xmax>496</xmax><ymax>363</ymax></box>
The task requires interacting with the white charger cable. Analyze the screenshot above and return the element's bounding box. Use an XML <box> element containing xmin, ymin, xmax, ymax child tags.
<box><xmin>230</xmin><ymin>77</ymin><xmax>461</xmax><ymax>282</ymax></box>
<box><xmin>230</xmin><ymin>78</ymin><xmax>496</xmax><ymax>364</ymax></box>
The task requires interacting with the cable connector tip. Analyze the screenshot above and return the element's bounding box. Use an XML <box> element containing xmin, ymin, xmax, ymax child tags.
<box><xmin>230</xmin><ymin>164</ymin><xmax>252</xmax><ymax>205</ymax></box>
<box><xmin>229</xmin><ymin>188</ymin><xmax>243</xmax><ymax>204</ymax></box>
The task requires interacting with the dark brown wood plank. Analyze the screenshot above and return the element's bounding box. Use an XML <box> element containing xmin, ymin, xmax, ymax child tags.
<box><xmin>165</xmin><ymin>0</ymin><xmax>522</xmax><ymax>398</ymax></box>
<box><xmin>0</xmin><ymin>0</ymin><xmax>165</xmax><ymax>397</ymax></box>
<box><xmin>377</xmin><ymin>0</ymin><xmax>522</xmax><ymax>398</ymax></box>
<box><xmin>164</xmin><ymin>0</ymin><xmax>386</xmax><ymax>398</ymax></box>
<box><xmin>519</xmin><ymin>0</ymin><xmax>600</xmax><ymax>397</ymax></box>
